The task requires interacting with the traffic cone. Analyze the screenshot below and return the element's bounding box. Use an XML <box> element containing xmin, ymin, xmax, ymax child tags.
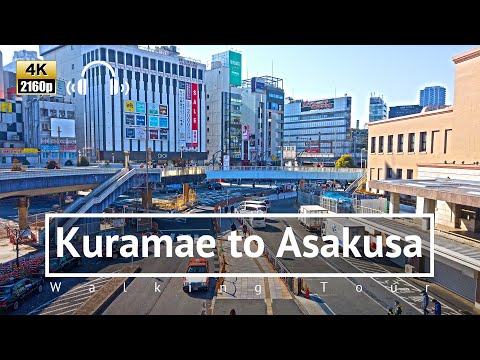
<box><xmin>305</xmin><ymin>287</ymin><xmax>310</xmax><ymax>299</ymax></box>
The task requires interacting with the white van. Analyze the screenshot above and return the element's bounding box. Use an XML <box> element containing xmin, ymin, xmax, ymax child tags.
<box><xmin>238</xmin><ymin>208</ymin><xmax>266</xmax><ymax>229</ymax></box>
<box><xmin>239</xmin><ymin>201</ymin><xmax>268</xmax><ymax>213</ymax></box>
<box><xmin>249</xmin><ymin>196</ymin><xmax>271</xmax><ymax>209</ymax></box>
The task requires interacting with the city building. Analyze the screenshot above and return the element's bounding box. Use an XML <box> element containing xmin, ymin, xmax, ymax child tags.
<box><xmin>419</xmin><ymin>85</ymin><xmax>446</xmax><ymax>107</ymax></box>
<box><xmin>23</xmin><ymin>96</ymin><xmax>77</xmax><ymax>165</ymax></box>
<box><xmin>368</xmin><ymin>94</ymin><xmax>387</xmax><ymax>122</ymax></box>
<box><xmin>2</xmin><ymin>49</ymin><xmax>40</xmax><ymax>100</ymax></box>
<box><xmin>388</xmin><ymin>105</ymin><xmax>423</xmax><ymax>119</ymax></box>
<box><xmin>350</xmin><ymin>125</ymin><xmax>368</xmax><ymax>167</ymax></box>
<box><xmin>40</xmin><ymin>45</ymin><xmax>207</xmax><ymax>164</ymax></box>
<box><xmin>284</xmin><ymin>95</ymin><xmax>351</xmax><ymax>165</ymax></box>
<box><xmin>367</xmin><ymin>48</ymin><xmax>480</xmax><ymax>307</ymax></box>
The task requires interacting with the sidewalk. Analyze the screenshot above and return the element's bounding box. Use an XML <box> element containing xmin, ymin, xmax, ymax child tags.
<box><xmin>0</xmin><ymin>238</ymin><xmax>37</xmax><ymax>264</ymax></box>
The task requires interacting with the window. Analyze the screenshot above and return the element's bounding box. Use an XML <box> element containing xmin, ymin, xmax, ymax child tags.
<box><xmin>207</xmin><ymin>106</ymin><xmax>209</xmax><ymax>110</ymax></box>
<box><xmin>134</xmin><ymin>55</ymin><xmax>141</xmax><ymax>67</ymax></box>
<box><xmin>158</xmin><ymin>60</ymin><xmax>164</xmax><ymax>72</ymax></box>
<box><xmin>192</xmin><ymin>68</ymin><xmax>197</xmax><ymax>79</ymax></box>
<box><xmin>59</xmin><ymin>110</ymin><xmax>65</xmax><ymax>118</ymax></box>
<box><xmin>396</xmin><ymin>168</ymin><xmax>403</xmax><ymax>179</ymax></box>
<box><xmin>95</xmin><ymin>49</ymin><xmax>99</xmax><ymax>60</ymax></box>
<box><xmin>126</xmin><ymin>53</ymin><xmax>132</xmax><ymax>66</ymax></box>
<box><xmin>100</xmin><ymin>48</ymin><xmax>107</xmax><ymax>61</ymax></box>
<box><xmin>378</xmin><ymin>136</ymin><xmax>384</xmax><ymax>153</ymax></box>
<box><xmin>207</xmin><ymin>128</ymin><xmax>210</xmax><ymax>133</ymax></box>
<box><xmin>387</xmin><ymin>135</ymin><xmax>393</xmax><ymax>153</ymax></box>
<box><xmin>118</xmin><ymin>52</ymin><xmax>124</xmax><ymax>65</ymax></box>
<box><xmin>142</xmin><ymin>57</ymin><xmax>148</xmax><ymax>69</ymax></box>
<box><xmin>407</xmin><ymin>169</ymin><xmax>413</xmax><ymax>179</ymax></box>
<box><xmin>387</xmin><ymin>167</ymin><xmax>393</xmax><ymax>178</ymax></box>
<box><xmin>40</xmin><ymin>108</ymin><xmax>48</xmax><ymax>117</ymax></box>
<box><xmin>397</xmin><ymin>134</ymin><xmax>404</xmax><ymax>153</ymax></box>
<box><xmin>150</xmin><ymin>59</ymin><xmax>156</xmax><ymax>70</ymax></box>
<box><xmin>369</xmin><ymin>168</ymin><xmax>375</xmax><ymax>181</ymax></box>
<box><xmin>71</xmin><ymin>64</ymin><xmax>74</xmax><ymax>70</ymax></box>
<box><xmin>370</xmin><ymin>137</ymin><xmax>376</xmax><ymax>153</ymax></box>
<box><xmin>431</xmin><ymin>130</ymin><xmax>439</xmax><ymax>153</ymax></box>
<box><xmin>50</xmin><ymin>109</ymin><xmax>57</xmax><ymax>117</ymax></box>
<box><xmin>207</xmin><ymin>94</ymin><xmax>209</xmax><ymax>99</ymax></box>
<box><xmin>408</xmin><ymin>133</ymin><xmax>415</xmax><ymax>152</ymax></box>
<box><xmin>444</xmin><ymin>129</ymin><xmax>452</xmax><ymax>154</ymax></box>
<box><xmin>172</xmin><ymin>63</ymin><xmax>178</xmax><ymax>75</ymax></box>
<box><xmin>198</xmin><ymin>69</ymin><xmax>203</xmax><ymax>80</ymax></box>
<box><xmin>186</xmin><ymin>67</ymin><xmax>191</xmax><ymax>77</ymax></box>
<box><xmin>108</xmin><ymin>49</ymin><xmax>115</xmax><ymax>62</ymax></box>
<box><xmin>419</xmin><ymin>131</ymin><xmax>427</xmax><ymax>152</ymax></box>
<box><xmin>67</xmin><ymin>111</ymin><xmax>75</xmax><ymax>119</ymax></box>
<box><xmin>165</xmin><ymin>62</ymin><xmax>171</xmax><ymax>73</ymax></box>
<box><xmin>179</xmin><ymin>65</ymin><xmax>184</xmax><ymax>76</ymax></box>
<box><xmin>207</xmin><ymin>117</ymin><xmax>209</xmax><ymax>121</ymax></box>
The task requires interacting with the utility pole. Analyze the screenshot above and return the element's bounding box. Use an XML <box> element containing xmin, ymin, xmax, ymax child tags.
<box><xmin>57</xmin><ymin>126</ymin><xmax>62</xmax><ymax>166</ymax></box>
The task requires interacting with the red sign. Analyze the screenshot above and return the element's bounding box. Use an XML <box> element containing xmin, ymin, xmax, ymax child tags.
<box><xmin>305</xmin><ymin>148</ymin><xmax>319</xmax><ymax>153</ymax></box>
<box><xmin>149</xmin><ymin>129</ymin><xmax>159</xmax><ymax>140</ymax></box>
<box><xmin>192</xmin><ymin>83</ymin><xmax>198</xmax><ymax>148</ymax></box>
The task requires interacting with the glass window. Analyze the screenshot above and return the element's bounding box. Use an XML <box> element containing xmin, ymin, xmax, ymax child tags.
<box><xmin>118</xmin><ymin>51</ymin><xmax>124</xmax><ymax>65</ymax></box>
<box><xmin>407</xmin><ymin>169</ymin><xmax>413</xmax><ymax>179</ymax></box>
<box><xmin>158</xmin><ymin>60</ymin><xmax>164</xmax><ymax>72</ymax></box>
<box><xmin>387</xmin><ymin>168</ymin><xmax>393</xmax><ymax>178</ymax></box>
<box><xmin>198</xmin><ymin>69</ymin><xmax>203</xmax><ymax>80</ymax></box>
<box><xmin>108</xmin><ymin>49</ymin><xmax>115</xmax><ymax>62</ymax></box>
<box><xmin>396</xmin><ymin>168</ymin><xmax>402</xmax><ymax>179</ymax></box>
<box><xmin>192</xmin><ymin>68</ymin><xmax>197</xmax><ymax>79</ymax></box>
<box><xmin>165</xmin><ymin>62</ymin><xmax>171</xmax><ymax>73</ymax></box>
<box><xmin>150</xmin><ymin>59</ymin><xmax>156</xmax><ymax>71</ymax></box>
<box><xmin>370</xmin><ymin>137</ymin><xmax>376</xmax><ymax>153</ymax></box>
<box><xmin>387</xmin><ymin>135</ymin><xmax>393</xmax><ymax>153</ymax></box>
<box><xmin>134</xmin><ymin>55</ymin><xmax>141</xmax><ymax>67</ymax></box>
<box><xmin>378</xmin><ymin>136</ymin><xmax>384</xmax><ymax>153</ymax></box>
<box><xmin>126</xmin><ymin>53</ymin><xmax>132</xmax><ymax>66</ymax></box>
<box><xmin>142</xmin><ymin>57</ymin><xmax>148</xmax><ymax>69</ymax></box>
<box><xmin>397</xmin><ymin>134</ymin><xmax>404</xmax><ymax>153</ymax></box>
<box><xmin>408</xmin><ymin>133</ymin><xmax>415</xmax><ymax>152</ymax></box>
<box><xmin>179</xmin><ymin>65</ymin><xmax>184</xmax><ymax>76</ymax></box>
<box><xmin>419</xmin><ymin>131</ymin><xmax>427</xmax><ymax>152</ymax></box>
<box><xmin>172</xmin><ymin>63</ymin><xmax>178</xmax><ymax>75</ymax></box>
<box><xmin>186</xmin><ymin>67</ymin><xmax>191</xmax><ymax>77</ymax></box>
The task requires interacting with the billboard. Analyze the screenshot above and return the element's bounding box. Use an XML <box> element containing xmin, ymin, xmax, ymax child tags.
<box><xmin>159</xmin><ymin>105</ymin><xmax>168</xmax><ymax>116</ymax></box>
<box><xmin>125</xmin><ymin>114</ymin><xmax>135</xmax><ymax>125</ymax></box>
<box><xmin>0</xmin><ymin>148</ymin><xmax>38</xmax><ymax>155</ymax></box>
<box><xmin>251</xmin><ymin>77</ymin><xmax>265</xmax><ymax>93</ymax></box>
<box><xmin>160</xmin><ymin>129</ymin><xmax>168</xmax><ymax>140</ymax></box>
<box><xmin>0</xmin><ymin>102</ymin><xmax>12</xmax><ymax>113</ymax></box>
<box><xmin>50</xmin><ymin>118</ymin><xmax>75</xmax><ymax>138</ymax></box>
<box><xmin>135</xmin><ymin>101</ymin><xmax>146</xmax><ymax>114</ymax></box>
<box><xmin>185</xmin><ymin>82</ymin><xmax>192</xmax><ymax>147</ymax></box>
<box><xmin>159</xmin><ymin>117</ymin><xmax>168</xmax><ymax>129</ymax></box>
<box><xmin>149</xmin><ymin>115</ymin><xmax>159</xmax><ymax>127</ymax></box>
<box><xmin>148</xmin><ymin>103</ymin><xmax>160</xmax><ymax>115</ymax></box>
<box><xmin>178</xmin><ymin>81</ymin><xmax>186</xmax><ymax>147</ymax></box>
<box><xmin>192</xmin><ymin>83</ymin><xmax>198</xmax><ymax>148</ymax></box>
<box><xmin>242</xmin><ymin>124</ymin><xmax>250</xmax><ymax>141</ymax></box>
<box><xmin>135</xmin><ymin>115</ymin><xmax>146</xmax><ymax>126</ymax></box>
<box><xmin>125</xmin><ymin>128</ymin><xmax>146</xmax><ymax>140</ymax></box>
<box><xmin>301</xmin><ymin>99</ymin><xmax>335</xmax><ymax>112</ymax></box>
<box><xmin>57</xmin><ymin>79</ymin><xmax>66</xmax><ymax>96</ymax></box>
<box><xmin>149</xmin><ymin>129</ymin><xmax>159</xmax><ymax>140</ymax></box>
<box><xmin>229</xmin><ymin>51</ymin><xmax>242</xmax><ymax>86</ymax></box>
<box><xmin>124</xmin><ymin>100</ymin><xmax>135</xmax><ymax>113</ymax></box>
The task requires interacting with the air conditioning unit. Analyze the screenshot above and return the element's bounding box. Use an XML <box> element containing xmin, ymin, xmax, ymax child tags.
<box><xmin>405</xmin><ymin>264</ymin><xmax>416</xmax><ymax>273</ymax></box>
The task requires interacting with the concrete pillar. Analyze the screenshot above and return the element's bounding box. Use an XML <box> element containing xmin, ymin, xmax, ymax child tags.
<box><xmin>475</xmin><ymin>271</ymin><xmax>480</xmax><ymax>310</ymax></box>
<box><xmin>183</xmin><ymin>183</ymin><xmax>189</xmax><ymax>203</ymax></box>
<box><xmin>422</xmin><ymin>198</ymin><xmax>436</xmax><ymax>230</ymax></box>
<box><xmin>17</xmin><ymin>197</ymin><xmax>29</xmax><ymax>230</ymax></box>
<box><xmin>450</xmin><ymin>202</ymin><xmax>461</xmax><ymax>228</ymax></box>
<box><xmin>142</xmin><ymin>188</ymin><xmax>152</xmax><ymax>209</ymax></box>
<box><xmin>389</xmin><ymin>192</ymin><xmax>400</xmax><ymax>214</ymax></box>
<box><xmin>124</xmin><ymin>151</ymin><xmax>130</xmax><ymax>168</ymax></box>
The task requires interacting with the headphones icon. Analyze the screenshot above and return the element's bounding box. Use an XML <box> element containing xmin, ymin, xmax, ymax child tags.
<box><xmin>68</xmin><ymin>60</ymin><xmax>129</xmax><ymax>96</ymax></box>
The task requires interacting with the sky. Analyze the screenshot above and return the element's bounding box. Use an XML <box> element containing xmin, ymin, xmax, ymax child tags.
<box><xmin>0</xmin><ymin>44</ymin><xmax>477</xmax><ymax>127</ymax></box>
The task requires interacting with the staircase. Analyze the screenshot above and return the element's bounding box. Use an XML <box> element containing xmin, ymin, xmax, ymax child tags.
<box><xmin>346</xmin><ymin>171</ymin><xmax>367</xmax><ymax>193</ymax></box>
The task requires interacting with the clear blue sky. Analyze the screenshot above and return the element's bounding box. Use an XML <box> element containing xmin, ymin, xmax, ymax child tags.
<box><xmin>1</xmin><ymin>45</ymin><xmax>477</xmax><ymax>127</ymax></box>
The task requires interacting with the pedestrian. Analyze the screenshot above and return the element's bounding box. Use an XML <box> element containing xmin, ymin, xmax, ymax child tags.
<box><xmin>387</xmin><ymin>306</ymin><xmax>395</xmax><ymax>315</ymax></box>
<box><xmin>431</xmin><ymin>299</ymin><xmax>442</xmax><ymax>315</ymax></box>
<box><xmin>394</xmin><ymin>300</ymin><xmax>403</xmax><ymax>315</ymax></box>
<box><xmin>229</xmin><ymin>308</ymin><xmax>236</xmax><ymax>315</ymax></box>
<box><xmin>230</xmin><ymin>222</ymin><xmax>237</xmax><ymax>233</ymax></box>
<box><xmin>224</xmin><ymin>205</ymin><xmax>228</xmax><ymax>214</ymax></box>
<box><xmin>421</xmin><ymin>290</ymin><xmax>430</xmax><ymax>315</ymax></box>
<box><xmin>230</xmin><ymin>205</ymin><xmax>235</xmax><ymax>214</ymax></box>
<box><xmin>242</xmin><ymin>223</ymin><xmax>248</xmax><ymax>237</ymax></box>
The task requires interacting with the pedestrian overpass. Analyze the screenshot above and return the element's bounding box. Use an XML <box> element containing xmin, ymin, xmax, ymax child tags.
<box><xmin>206</xmin><ymin>166</ymin><xmax>364</xmax><ymax>181</ymax></box>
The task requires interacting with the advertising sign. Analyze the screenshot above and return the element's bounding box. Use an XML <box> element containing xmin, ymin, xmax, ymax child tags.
<box><xmin>135</xmin><ymin>128</ymin><xmax>146</xmax><ymax>139</ymax></box>
<box><xmin>41</xmin><ymin>145</ymin><xmax>59</xmax><ymax>151</ymax></box>
<box><xmin>126</xmin><ymin>128</ymin><xmax>135</xmax><ymax>139</ymax></box>
<box><xmin>301</xmin><ymin>99</ymin><xmax>335</xmax><ymax>112</ymax></box>
<box><xmin>251</xmin><ymin>77</ymin><xmax>266</xmax><ymax>93</ymax></box>
<box><xmin>185</xmin><ymin>82</ymin><xmax>192</xmax><ymax>147</ymax></box>
<box><xmin>160</xmin><ymin>129</ymin><xmax>168</xmax><ymax>140</ymax></box>
<box><xmin>159</xmin><ymin>117</ymin><xmax>168</xmax><ymax>129</ymax></box>
<box><xmin>223</xmin><ymin>155</ymin><xmax>230</xmax><ymax>170</ymax></box>
<box><xmin>149</xmin><ymin>129</ymin><xmax>159</xmax><ymax>140</ymax></box>
<box><xmin>242</xmin><ymin>124</ymin><xmax>250</xmax><ymax>141</ymax></box>
<box><xmin>148</xmin><ymin>103</ymin><xmax>160</xmax><ymax>115</ymax></box>
<box><xmin>135</xmin><ymin>101</ymin><xmax>146</xmax><ymax>114</ymax></box>
<box><xmin>192</xmin><ymin>83</ymin><xmax>198</xmax><ymax>149</ymax></box>
<box><xmin>0</xmin><ymin>148</ymin><xmax>39</xmax><ymax>155</ymax></box>
<box><xmin>136</xmin><ymin>114</ymin><xmax>146</xmax><ymax>126</ymax></box>
<box><xmin>124</xmin><ymin>100</ymin><xmax>135</xmax><ymax>113</ymax></box>
<box><xmin>149</xmin><ymin>115</ymin><xmax>159</xmax><ymax>127</ymax></box>
<box><xmin>178</xmin><ymin>81</ymin><xmax>186</xmax><ymax>147</ymax></box>
<box><xmin>57</xmin><ymin>79</ymin><xmax>66</xmax><ymax>96</ymax></box>
<box><xmin>0</xmin><ymin>102</ymin><xmax>13</xmax><ymax>113</ymax></box>
<box><xmin>159</xmin><ymin>104</ymin><xmax>168</xmax><ymax>116</ymax></box>
<box><xmin>229</xmin><ymin>51</ymin><xmax>242</xmax><ymax>86</ymax></box>
<box><xmin>125</xmin><ymin>114</ymin><xmax>135</xmax><ymax>126</ymax></box>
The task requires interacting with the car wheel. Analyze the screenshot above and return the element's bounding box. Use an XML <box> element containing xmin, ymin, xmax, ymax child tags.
<box><xmin>13</xmin><ymin>301</ymin><xmax>19</xmax><ymax>311</ymax></box>
<box><xmin>112</xmin><ymin>253</ymin><xmax>118</xmax><ymax>260</ymax></box>
<box><xmin>38</xmin><ymin>284</ymin><xmax>43</xmax><ymax>293</ymax></box>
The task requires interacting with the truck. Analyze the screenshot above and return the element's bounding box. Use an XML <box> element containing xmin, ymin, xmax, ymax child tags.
<box><xmin>298</xmin><ymin>205</ymin><xmax>329</xmax><ymax>231</ymax></box>
<box><xmin>322</xmin><ymin>218</ymin><xmax>365</xmax><ymax>248</ymax></box>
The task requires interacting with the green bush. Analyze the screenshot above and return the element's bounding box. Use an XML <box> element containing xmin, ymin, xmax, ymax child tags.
<box><xmin>335</xmin><ymin>154</ymin><xmax>355</xmax><ymax>168</ymax></box>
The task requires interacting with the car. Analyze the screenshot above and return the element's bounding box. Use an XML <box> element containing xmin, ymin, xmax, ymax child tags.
<box><xmin>0</xmin><ymin>277</ymin><xmax>44</xmax><ymax>312</ymax></box>
<box><xmin>49</xmin><ymin>253</ymin><xmax>82</xmax><ymax>273</ymax></box>
<box><xmin>209</xmin><ymin>183</ymin><xmax>223</xmax><ymax>190</ymax></box>
<box><xmin>183</xmin><ymin>258</ymin><xmax>210</xmax><ymax>292</ymax></box>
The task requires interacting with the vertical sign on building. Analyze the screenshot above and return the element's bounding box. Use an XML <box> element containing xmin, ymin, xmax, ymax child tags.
<box><xmin>185</xmin><ymin>82</ymin><xmax>192</xmax><ymax>148</ymax></box>
<box><xmin>228</xmin><ymin>51</ymin><xmax>242</xmax><ymax>86</ymax></box>
<box><xmin>192</xmin><ymin>83</ymin><xmax>198</xmax><ymax>150</ymax></box>
<box><xmin>178</xmin><ymin>81</ymin><xmax>186</xmax><ymax>147</ymax></box>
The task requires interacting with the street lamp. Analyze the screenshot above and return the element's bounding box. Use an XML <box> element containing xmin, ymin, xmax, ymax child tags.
<box><xmin>112</xmin><ymin>153</ymin><xmax>115</xmax><ymax>164</ymax></box>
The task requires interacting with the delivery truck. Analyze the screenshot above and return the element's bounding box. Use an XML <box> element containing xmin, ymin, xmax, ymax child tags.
<box><xmin>322</xmin><ymin>218</ymin><xmax>365</xmax><ymax>248</ymax></box>
<box><xmin>298</xmin><ymin>205</ymin><xmax>329</xmax><ymax>231</ymax></box>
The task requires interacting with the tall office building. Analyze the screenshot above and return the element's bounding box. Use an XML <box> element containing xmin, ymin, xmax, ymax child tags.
<box><xmin>284</xmin><ymin>95</ymin><xmax>351</xmax><ymax>164</ymax></box>
<box><xmin>368</xmin><ymin>94</ymin><xmax>387</xmax><ymax>122</ymax></box>
<box><xmin>389</xmin><ymin>105</ymin><xmax>423</xmax><ymax>119</ymax></box>
<box><xmin>419</xmin><ymin>85</ymin><xmax>446</xmax><ymax>107</ymax></box>
<box><xmin>40</xmin><ymin>45</ymin><xmax>207</xmax><ymax>164</ymax></box>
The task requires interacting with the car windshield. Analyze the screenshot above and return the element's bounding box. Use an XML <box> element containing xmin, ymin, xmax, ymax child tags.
<box><xmin>0</xmin><ymin>286</ymin><xmax>12</xmax><ymax>295</ymax></box>
<box><xmin>187</xmin><ymin>266</ymin><xmax>207</xmax><ymax>273</ymax></box>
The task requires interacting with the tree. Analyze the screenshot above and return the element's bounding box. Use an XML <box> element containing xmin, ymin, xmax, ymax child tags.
<box><xmin>77</xmin><ymin>156</ymin><xmax>90</xmax><ymax>167</ymax></box>
<box><xmin>11</xmin><ymin>158</ymin><xmax>22</xmax><ymax>171</ymax></box>
<box><xmin>335</xmin><ymin>154</ymin><xmax>355</xmax><ymax>168</ymax></box>
<box><xmin>46</xmin><ymin>160</ymin><xmax>59</xmax><ymax>169</ymax></box>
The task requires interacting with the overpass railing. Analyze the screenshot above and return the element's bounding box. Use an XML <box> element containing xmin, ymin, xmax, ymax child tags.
<box><xmin>0</xmin><ymin>168</ymin><xmax>119</xmax><ymax>180</ymax></box>
<box><xmin>207</xmin><ymin>166</ymin><xmax>363</xmax><ymax>173</ymax></box>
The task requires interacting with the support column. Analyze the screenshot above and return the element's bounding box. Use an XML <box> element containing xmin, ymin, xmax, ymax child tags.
<box><xmin>183</xmin><ymin>183</ymin><xmax>189</xmax><ymax>203</ymax></box>
<box><xmin>422</xmin><ymin>198</ymin><xmax>436</xmax><ymax>230</ymax></box>
<box><xmin>124</xmin><ymin>151</ymin><xmax>130</xmax><ymax>168</ymax></box>
<box><xmin>142</xmin><ymin>187</ymin><xmax>152</xmax><ymax>209</ymax></box>
<box><xmin>389</xmin><ymin>192</ymin><xmax>400</xmax><ymax>214</ymax></box>
<box><xmin>17</xmin><ymin>197</ymin><xmax>29</xmax><ymax>230</ymax></box>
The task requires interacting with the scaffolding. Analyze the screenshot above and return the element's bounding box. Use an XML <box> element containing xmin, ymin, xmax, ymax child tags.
<box><xmin>152</xmin><ymin>188</ymin><xmax>199</xmax><ymax>212</ymax></box>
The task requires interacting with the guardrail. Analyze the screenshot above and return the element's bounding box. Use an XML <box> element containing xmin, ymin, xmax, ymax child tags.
<box><xmin>0</xmin><ymin>168</ymin><xmax>120</xmax><ymax>180</ymax></box>
<box><xmin>208</xmin><ymin>166</ymin><xmax>363</xmax><ymax>173</ymax></box>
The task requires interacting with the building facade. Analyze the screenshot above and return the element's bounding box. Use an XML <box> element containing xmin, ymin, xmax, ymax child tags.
<box><xmin>368</xmin><ymin>95</ymin><xmax>387</xmax><ymax>122</ymax></box>
<box><xmin>40</xmin><ymin>45</ymin><xmax>207</xmax><ymax>164</ymax></box>
<box><xmin>284</xmin><ymin>96</ymin><xmax>351</xmax><ymax>165</ymax></box>
<box><xmin>388</xmin><ymin>105</ymin><xmax>423</xmax><ymax>119</ymax></box>
<box><xmin>419</xmin><ymin>85</ymin><xmax>446</xmax><ymax>107</ymax></box>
